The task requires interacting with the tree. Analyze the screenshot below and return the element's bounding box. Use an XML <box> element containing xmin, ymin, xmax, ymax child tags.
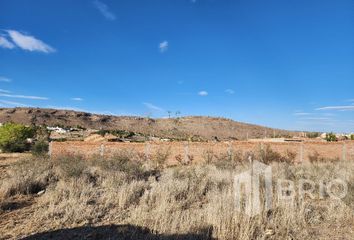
<box><xmin>351</xmin><ymin>134</ymin><xmax>354</xmax><ymax>141</ymax></box>
<box><xmin>325</xmin><ymin>132</ymin><xmax>337</xmax><ymax>142</ymax></box>
<box><xmin>0</xmin><ymin>123</ymin><xmax>35</xmax><ymax>152</ymax></box>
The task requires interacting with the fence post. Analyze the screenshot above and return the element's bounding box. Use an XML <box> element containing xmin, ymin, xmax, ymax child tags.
<box><xmin>100</xmin><ymin>144</ymin><xmax>105</xmax><ymax>157</ymax></box>
<box><xmin>145</xmin><ymin>142</ymin><xmax>151</xmax><ymax>159</ymax></box>
<box><xmin>48</xmin><ymin>142</ymin><xmax>52</xmax><ymax>158</ymax></box>
<box><xmin>342</xmin><ymin>143</ymin><xmax>347</xmax><ymax>161</ymax></box>
<box><xmin>299</xmin><ymin>142</ymin><xmax>304</xmax><ymax>163</ymax></box>
<box><xmin>184</xmin><ymin>142</ymin><xmax>189</xmax><ymax>163</ymax></box>
<box><xmin>227</xmin><ymin>142</ymin><xmax>232</xmax><ymax>158</ymax></box>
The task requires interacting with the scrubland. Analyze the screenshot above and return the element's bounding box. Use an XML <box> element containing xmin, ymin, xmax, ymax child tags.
<box><xmin>0</xmin><ymin>149</ymin><xmax>353</xmax><ymax>239</ymax></box>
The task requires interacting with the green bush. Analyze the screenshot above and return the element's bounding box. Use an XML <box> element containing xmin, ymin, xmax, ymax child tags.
<box><xmin>351</xmin><ymin>135</ymin><xmax>354</xmax><ymax>141</ymax></box>
<box><xmin>326</xmin><ymin>132</ymin><xmax>337</xmax><ymax>142</ymax></box>
<box><xmin>0</xmin><ymin>123</ymin><xmax>35</xmax><ymax>153</ymax></box>
<box><xmin>31</xmin><ymin>140</ymin><xmax>49</xmax><ymax>156</ymax></box>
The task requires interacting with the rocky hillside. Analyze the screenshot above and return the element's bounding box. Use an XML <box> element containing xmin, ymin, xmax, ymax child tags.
<box><xmin>0</xmin><ymin>108</ymin><xmax>299</xmax><ymax>141</ymax></box>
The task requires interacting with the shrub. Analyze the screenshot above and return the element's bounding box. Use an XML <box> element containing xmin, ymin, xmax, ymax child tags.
<box><xmin>151</xmin><ymin>147</ymin><xmax>170</xmax><ymax>169</ymax></box>
<box><xmin>202</xmin><ymin>150</ymin><xmax>215</xmax><ymax>164</ymax></box>
<box><xmin>54</xmin><ymin>156</ymin><xmax>88</xmax><ymax>179</ymax></box>
<box><xmin>91</xmin><ymin>153</ymin><xmax>147</xmax><ymax>181</ymax></box>
<box><xmin>326</xmin><ymin>132</ymin><xmax>337</xmax><ymax>142</ymax></box>
<box><xmin>0</xmin><ymin>123</ymin><xmax>35</xmax><ymax>153</ymax></box>
<box><xmin>307</xmin><ymin>132</ymin><xmax>320</xmax><ymax>138</ymax></box>
<box><xmin>0</xmin><ymin>157</ymin><xmax>53</xmax><ymax>197</ymax></box>
<box><xmin>213</xmin><ymin>150</ymin><xmax>243</xmax><ymax>169</ymax></box>
<box><xmin>351</xmin><ymin>134</ymin><xmax>354</xmax><ymax>140</ymax></box>
<box><xmin>308</xmin><ymin>151</ymin><xmax>339</xmax><ymax>163</ymax></box>
<box><xmin>258</xmin><ymin>145</ymin><xmax>296</xmax><ymax>164</ymax></box>
<box><xmin>31</xmin><ymin>140</ymin><xmax>49</xmax><ymax>156</ymax></box>
<box><xmin>258</xmin><ymin>145</ymin><xmax>283</xmax><ymax>164</ymax></box>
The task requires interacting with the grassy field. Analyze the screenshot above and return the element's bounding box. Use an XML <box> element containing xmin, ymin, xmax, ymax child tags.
<box><xmin>0</xmin><ymin>151</ymin><xmax>353</xmax><ymax>239</ymax></box>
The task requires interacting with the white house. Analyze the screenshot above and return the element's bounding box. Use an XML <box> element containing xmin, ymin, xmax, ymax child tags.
<box><xmin>47</xmin><ymin>126</ymin><xmax>68</xmax><ymax>134</ymax></box>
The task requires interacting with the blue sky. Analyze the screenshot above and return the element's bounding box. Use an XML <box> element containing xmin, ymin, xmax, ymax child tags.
<box><xmin>0</xmin><ymin>0</ymin><xmax>353</xmax><ymax>132</ymax></box>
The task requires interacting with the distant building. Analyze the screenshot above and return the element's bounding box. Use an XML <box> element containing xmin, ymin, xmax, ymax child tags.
<box><xmin>47</xmin><ymin>126</ymin><xmax>68</xmax><ymax>134</ymax></box>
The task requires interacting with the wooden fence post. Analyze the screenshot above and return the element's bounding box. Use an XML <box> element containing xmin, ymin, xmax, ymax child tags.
<box><xmin>299</xmin><ymin>143</ymin><xmax>304</xmax><ymax>163</ymax></box>
<box><xmin>48</xmin><ymin>142</ymin><xmax>52</xmax><ymax>157</ymax></box>
<box><xmin>145</xmin><ymin>142</ymin><xmax>151</xmax><ymax>159</ymax></box>
<box><xmin>342</xmin><ymin>143</ymin><xmax>347</xmax><ymax>161</ymax></box>
<box><xmin>184</xmin><ymin>142</ymin><xmax>189</xmax><ymax>163</ymax></box>
<box><xmin>227</xmin><ymin>142</ymin><xmax>232</xmax><ymax>158</ymax></box>
<box><xmin>100</xmin><ymin>144</ymin><xmax>105</xmax><ymax>157</ymax></box>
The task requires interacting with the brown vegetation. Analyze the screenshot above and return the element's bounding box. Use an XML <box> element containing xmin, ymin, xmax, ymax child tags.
<box><xmin>0</xmin><ymin>150</ymin><xmax>353</xmax><ymax>239</ymax></box>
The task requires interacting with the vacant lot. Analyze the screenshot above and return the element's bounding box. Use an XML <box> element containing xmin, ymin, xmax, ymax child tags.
<box><xmin>51</xmin><ymin>141</ymin><xmax>354</xmax><ymax>163</ymax></box>
<box><xmin>0</xmin><ymin>147</ymin><xmax>353</xmax><ymax>240</ymax></box>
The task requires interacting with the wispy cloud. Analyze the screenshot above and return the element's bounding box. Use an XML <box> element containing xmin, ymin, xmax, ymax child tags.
<box><xmin>0</xmin><ymin>36</ymin><xmax>15</xmax><ymax>49</ymax></box>
<box><xmin>198</xmin><ymin>91</ymin><xmax>208</xmax><ymax>96</ymax></box>
<box><xmin>225</xmin><ymin>89</ymin><xmax>235</xmax><ymax>94</ymax></box>
<box><xmin>293</xmin><ymin>112</ymin><xmax>311</xmax><ymax>116</ymax></box>
<box><xmin>159</xmin><ymin>41</ymin><xmax>168</xmax><ymax>53</ymax></box>
<box><xmin>4</xmin><ymin>30</ymin><xmax>56</xmax><ymax>53</ymax></box>
<box><xmin>93</xmin><ymin>0</ymin><xmax>116</xmax><ymax>21</ymax></box>
<box><xmin>0</xmin><ymin>100</ymin><xmax>28</xmax><ymax>107</ymax></box>
<box><xmin>300</xmin><ymin>117</ymin><xmax>332</xmax><ymax>121</ymax></box>
<box><xmin>0</xmin><ymin>89</ymin><xmax>11</xmax><ymax>93</ymax></box>
<box><xmin>316</xmin><ymin>106</ymin><xmax>354</xmax><ymax>111</ymax></box>
<box><xmin>0</xmin><ymin>93</ymin><xmax>48</xmax><ymax>100</ymax></box>
<box><xmin>143</xmin><ymin>102</ymin><xmax>164</xmax><ymax>111</ymax></box>
<box><xmin>0</xmin><ymin>76</ymin><xmax>12</xmax><ymax>82</ymax></box>
<box><xmin>71</xmin><ymin>97</ymin><xmax>83</xmax><ymax>101</ymax></box>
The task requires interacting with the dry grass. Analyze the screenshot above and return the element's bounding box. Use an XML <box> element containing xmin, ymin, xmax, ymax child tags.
<box><xmin>0</xmin><ymin>151</ymin><xmax>353</xmax><ymax>239</ymax></box>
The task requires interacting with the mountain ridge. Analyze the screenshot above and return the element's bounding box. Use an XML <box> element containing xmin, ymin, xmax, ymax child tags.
<box><xmin>0</xmin><ymin>107</ymin><xmax>299</xmax><ymax>140</ymax></box>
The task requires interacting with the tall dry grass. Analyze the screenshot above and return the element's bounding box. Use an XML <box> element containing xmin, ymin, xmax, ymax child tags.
<box><xmin>0</xmin><ymin>149</ymin><xmax>353</xmax><ymax>239</ymax></box>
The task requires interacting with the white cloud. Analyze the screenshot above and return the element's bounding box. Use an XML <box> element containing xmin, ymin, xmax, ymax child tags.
<box><xmin>93</xmin><ymin>0</ymin><xmax>116</xmax><ymax>21</ymax></box>
<box><xmin>316</xmin><ymin>106</ymin><xmax>354</xmax><ymax>111</ymax></box>
<box><xmin>293</xmin><ymin>112</ymin><xmax>311</xmax><ymax>116</ymax></box>
<box><xmin>0</xmin><ymin>100</ymin><xmax>28</xmax><ymax>107</ymax></box>
<box><xmin>225</xmin><ymin>89</ymin><xmax>235</xmax><ymax>94</ymax></box>
<box><xmin>6</xmin><ymin>30</ymin><xmax>56</xmax><ymax>53</ymax></box>
<box><xmin>0</xmin><ymin>89</ymin><xmax>11</xmax><ymax>93</ymax></box>
<box><xmin>0</xmin><ymin>76</ymin><xmax>12</xmax><ymax>82</ymax></box>
<box><xmin>0</xmin><ymin>93</ymin><xmax>48</xmax><ymax>100</ymax></box>
<box><xmin>71</xmin><ymin>97</ymin><xmax>83</xmax><ymax>101</ymax></box>
<box><xmin>300</xmin><ymin>117</ymin><xmax>332</xmax><ymax>121</ymax></box>
<box><xmin>159</xmin><ymin>41</ymin><xmax>168</xmax><ymax>53</ymax></box>
<box><xmin>0</xmin><ymin>36</ymin><xmax>15</xmax><ymax>49</ymax></box>
<box><xmin>198</xmin><ymin>91</ymin><xmax>208</xmax><ymax>96</ymax></box>
<box><xmin>143</xmin><ymin>102</ymin><xmax>164</xmax><ymax>111</ymax></box>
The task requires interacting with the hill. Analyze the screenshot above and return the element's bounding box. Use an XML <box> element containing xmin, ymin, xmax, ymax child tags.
<box><xmin>0</xmin><ymin>108</ymin><xmax>298</xmax><ymax>141</ymax></box>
